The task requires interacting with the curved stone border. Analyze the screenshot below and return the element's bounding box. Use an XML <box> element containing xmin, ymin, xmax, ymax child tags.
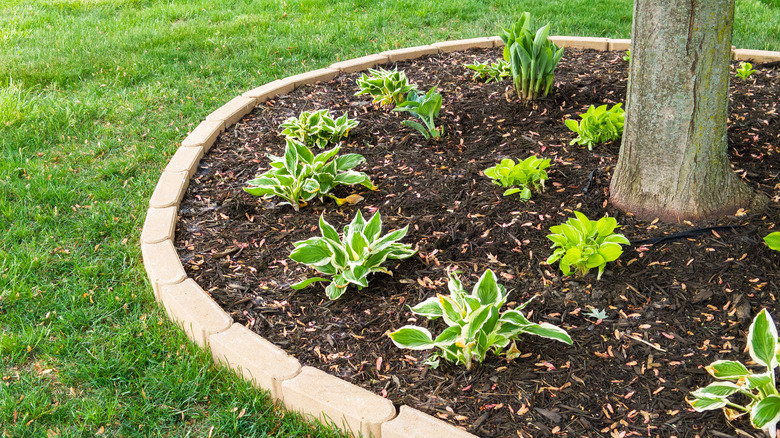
<box><xmin>141</xmin><ymin>36</ymin><xmax>780</xmax><ymax>438</ymax></box>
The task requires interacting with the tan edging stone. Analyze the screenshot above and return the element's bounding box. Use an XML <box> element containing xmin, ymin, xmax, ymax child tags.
<box><xmin>382</xmin><ymin>406</ymin><xmax>476</xmax><ymax>438</ymax></box>
<box><xmin>380</xmin><ymin>45</ymin><xmax>439</xmax><ymax>62</ymax></box>
<box><xmin>330</xmin><ymin>54</ymin><xmax>390</xmax><ymax>74</ymax></box>
<box><xmin>159</xmin><ymin>279</ymin><xmax>232</xmax><ymax>348</ymax></box>
<box><xmin>206</xmin><ymin>95</ymin><xmax>257</xmax><ymax>127</ymax></box>
<box><xmin>141</xmin><ymin>239</ymin><xmax>186</xmax><ymax>299</ymax></box>
<box><xmin>209</xmin><ymin>323</ymin><xmax>301</xmax><ymax>400</ymax></box>
<box><xmin>143</xmin><ymin>37</ymin><xmax>780</xmax><ymax>438</ymax></box>
<box><xmin>140</xmin><ymin>206</ymin><xmax>177</xmax><ymax>244</ymax></box>
<box><xmin>181</xmin><ymin>119</ymin><xmax>224</xmax><ymax>151</ymax></box>
<box><xmin>282</xmin><ymin>366</ymin><xmax>395</xmax><ymax>438</ymax></box>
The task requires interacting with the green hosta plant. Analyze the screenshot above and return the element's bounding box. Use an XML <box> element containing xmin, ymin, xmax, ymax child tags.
<box><xmin>355</xmin><ymin>67</ymin><xmax>418</xmax><ymax>107</ymax></box>
<box><xmin>546</xmin><ymin>211</ymin><xmax>630</xmax><ymax>280</ymax></box>
<box><xmin>280</xmin><ymin>109</ymin><xmax>359</xmax><ymax>149</ymax></box>
<box><xmin>765</xmin><ymin>232</ymin><xmax>780</xmax><ymax>251</ymax></box>
<box><xmin>623</xmin><ymin>49</ymin><xmax>631</xmax><ymax>62</ymax></box>
<box><xmin>565</xmin><ymin>103</ymin><xmax>625</xmax><ymax>150</ymax></box>
<box><xmin>244</xmin><ymin>139</ymin><xmax>374</xmax><ymax>211</ymax></box>
<box><xmin>393</xmin><ymin>86</ymin><xmax>443</xmax><ymax>139</ymax></box>
<box><xmin>689</xmin><ymin>309</ymin><xmax>780</xmax><ymax>437</ymax></box>
<box><xmin>289</xmin><ymin>211</ymin><xmax>416</xmax><ymax>300</ymax></box>
<box><xmin>465</xmin><ymin>59</ymin><xmax>511</xmax><ymax>83</ymax></box>
<box><xmin>388</xmin><ymin>269</ymin><xmax>572</xmax><ymax>370</ymax></box>
<box><xmin>500</xmin><ymin>12</ymin><xmax>565</xmax><ymax>101</ymax></box>
<box><xmin>736</xmin><ymin>61</ymin><xmax>756</xmax><ymax>80</ymax></box>
<box><xmin>484</xmin><ymin>155</ymin><xmax>551</xmax><ymax>200</ymax></box>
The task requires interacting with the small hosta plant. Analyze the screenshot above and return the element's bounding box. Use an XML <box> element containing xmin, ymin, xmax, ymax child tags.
<box><xmin>280</xmin><ymin>109</ymin><xmax>359</xmax><ymax>149</ymax></box>
<box><xmin>622</xmin><ymin>49</ymin><xmax>631</xmax><ymax>63</ymax></box>
<box><xmin>388</xmin><ymin>269</ymin><xmax>572</xmax><ymax>370</ymax></box>
<box><xmin>484</xmin><ymin>155</ymin><xmax>551</xmax><ymax>200</ymax></box>
<box><xmin>765</xmin><ymin>232</ymin><xmax>780</xmax><ymax>251</ymax></box>
<box><xmin>546</xmin><ymin>211</ymin><xmax>630</xmax><ymax>280</ymax></box>
<box><xmin>565</xmin><ymin>103</ymin><xmax>625</xmax><ymax>150</ymax></box>
<box><xmin>736</xmin><ymin>61</ymin><xmax>756</xmax><ymax>80</ymax></box>
<box><xmin>465</xmin><ymin>59</ymin><xmax>511</xmax><ymax>83</ymax></box>
<box><xmin>393</xmin><ymin>86</ymin><xmax>443</xmax><ymax>139</ymax></box>
<box><xmin>689</xmin><ymin>309</ymin><xmax>780</xmax><ymax>437</ymax></box>
<box><xmin>289</xmin><ymin>211</ymin><xmax>416</xmax><ymax>300</ymax></box>
<box><xmin>501</xmin><ymin>12</ymin><xmax>565</xmax><ymax>101</ymax></box>
<box><xmin>355</xmin><ymin>67</ymin><xmax>418</xmax><ymax>107</ymax></box>
<box><xmin>244</xmin><ymin>139</ymin><xmax>374</xmax><ymax>211</ymax></box>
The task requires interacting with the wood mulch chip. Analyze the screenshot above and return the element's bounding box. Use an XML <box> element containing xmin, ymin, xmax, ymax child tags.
<box><xmin>176</xmin><ymin>47</ymin><xmax>780</xmax><ymax>437</ymax></box>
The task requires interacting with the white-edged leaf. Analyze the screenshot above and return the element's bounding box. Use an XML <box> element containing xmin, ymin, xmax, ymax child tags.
<box><xmin>706</xmin><ymin>360</ymin><xmax>750</xmax><ymax>380</ymax></box>
<box><xmin>523</xmin><ymin>322</ymin><xmax>572</xmax><ymax>344</ymax></box>
<box><xmin>410</xmin><ymin>296</ymin><xmax>443</xmax><ymax>318</ymax></box>
<box><xmin>751</xmin><ymin>395</ymin><xmax>780</xmax><ymax>436</ymax></box>
<box><xmin>688</xmin><ymin>394</ymin><xmax>729</xmax><ymax>412</ymax></box>
<box><xmin>692</xmin><ymin>381</ymin><xmax>741</xmax><ymax>398</ymax></box>
<box><xmin>748</xmin><ymin>308</ymin><xmax>779</xmax><ymax>368</ymax></box>
<box><xmin>388</xmin><ymin>326</ymin><xmax>435</xmax><ymax>350</ymax></box>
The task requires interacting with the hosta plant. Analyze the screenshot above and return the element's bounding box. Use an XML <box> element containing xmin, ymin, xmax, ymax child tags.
<box><xmin>500</xmin><ymin>12</ymin><xmax>565</xmax><ymax>101</ymax></box>
<box><xmin>689</xmin><ymin>309</ymin><xmax>780</xmax><ymax>437</ymax></box>
<box><xmin>736</xmin><ymin>61</ymin><xmax>756</xmax><ymax>80</ymax></box>
<box><xmin>484</xmin><ymin>155</ymin><xmax>551</xmax><ymax>200</ymax></box>
<box><xmin>465</xmin><ymin>59</ymin><xmax>511</xmax><ymax>83</ymax></box>
<box><xmin>546</xmin><ymin>211</ymin><xmax>630</xmax><ymax>280</ymax></box>
<box><xmin>393</xmin><ymin>86</ymin><xmax>443</xmax><ymax>139</ymax></box>
<box><xmin>623</xmin><ymin>49</ymin><xmax>631</xmax><ymax>63</ymax></box>
<box><xmin>565</xmin><ymin>103</ymin><xmax>625</xmax><ymax>150</ymax></box>
<box><xmin>244</xmin><ymin>139</ymin><xmax>374</xmax><ymax>211</ymax></box>
<box><xmin>280</xmin><ymin>109</ymin><xmax>359</xmax><ymax>149</ymax></box>
<box><xmin>765</xmin><ymin>232</ymin><xmax>780</xmax><ymax>251</ymax></box>
<box><xmin>289</xmin><ymin>211</ymin><xmax>416</xmax><ymax>300</ymax></box>
<box><xmin>388</xmin><ymin>269</ymin><xmax>572</xmax><ymax>370</ymax></box>
<box><xmin>355</xmin><ymin>67</ymin><xmax>418</xmax><ymax>107</ymax></box>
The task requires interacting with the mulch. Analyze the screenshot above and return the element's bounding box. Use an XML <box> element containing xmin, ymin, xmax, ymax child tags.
<box><xmin>175</xmin><ymin>47</ymin><xmax>780</xmax><ymax>437</ymax></box>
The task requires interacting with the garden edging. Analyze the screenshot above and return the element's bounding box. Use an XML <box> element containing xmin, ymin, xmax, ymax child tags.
<box><xmin>140</xmin><ymin>36</ymin><xmax>780</xmax><ymax>438</ymax></box>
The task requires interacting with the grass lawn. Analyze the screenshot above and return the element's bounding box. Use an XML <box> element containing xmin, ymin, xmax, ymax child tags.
<box><xmin>1</xmin><ymin>1</ymin><xmax>777</xmax><ymax>436</ymax></box>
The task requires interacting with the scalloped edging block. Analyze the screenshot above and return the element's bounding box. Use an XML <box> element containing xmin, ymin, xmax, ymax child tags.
<box><xmin>206</xmin><ymin>96</ymin><xmax>257</xmax><ymax>127</ymax></box>
<box><xmin>140</xmin><ymin>206</ymin><xmax>177</xmax><ymax>245</ymax></box>
<box><xmin>287</xmin><ymin>68</ymin><xmax>340</xmax><ymax>88</ymax></box>
<box><xmin>181</xmin><ymin>119</ymin><xmax>224</xmax><ymax>151</ymax></box>
<box><xmin>242</xmin><ymin>78</ymin><xmax>296</xmax><ymax>101</ymax></box>
<box><xmin>549</xmin><ymin>36</ymin><xmax>609</xmax><ymax>51</ymax></box>
<box><xmin>380</xmin><ymin>45</ymin><xmax>439</xmax><ymax>62</ymax></box>
<box><xmin>382</xmin><ymin>406</ymin><xmax>477</xmax><ymax>438</ymax></box>
<box><xmin>209</xmin><ymin>323</ymin><xmax>302</xmax><ymax>400</ymax></box>
<box><xmin>608</xmin><ymin>39</ymin><xmax>631</xmax><ymax>51</ymax></box>
<box><xmin>141</xmin><ymin>240</ymin><xmax>186</xmax><ymax>299</ymax></box>
<box><xmin>149</xmin><ymin>171</ymin><xmax>189</xmax><ymax>209</ymax></box>
<box><xmin>734</xmin><ymin>48</ymin><xmax>780</xmax><ymax>63</ymax></box>
<box><xmin>330</xmin><ymin>54</ymin><xmax>390</xmax><ymax>74</ymax></box>
<box><xmin>282</xmin><ymin>366</ymin><xmax>396</xmax><ymax>438</ymax></box>
<box><xmin>164</xmin><ymin>145</ymin><xmax>204</xmax><ymax>177</ymax></box>
<box><xmin>159</xmin><ymin>279</ymin><xmax>232</xmax><ymax>348</ymax></box>
<box><xmin>432</xmin><ymin>37</ymin><xmax>494</xmax><ymax>53</ymax></box>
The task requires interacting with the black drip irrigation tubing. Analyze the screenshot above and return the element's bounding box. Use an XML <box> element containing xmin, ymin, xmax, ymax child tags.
<box><xmin>629</xmin><ymin>225</ymin><xmax>745</xmax><ymax>246</ymax></box>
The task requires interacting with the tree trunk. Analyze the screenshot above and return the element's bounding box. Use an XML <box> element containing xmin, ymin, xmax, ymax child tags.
<box><xmin>609</xmin><ymin>0</ymin><xmax>762</xmax><ymax>223</ymax></box>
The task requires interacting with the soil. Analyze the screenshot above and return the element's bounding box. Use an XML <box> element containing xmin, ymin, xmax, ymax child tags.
<box><xmin>175</xmin><ymin>47</ymin><xmax>780</xmax><ymax>438</ymax></box>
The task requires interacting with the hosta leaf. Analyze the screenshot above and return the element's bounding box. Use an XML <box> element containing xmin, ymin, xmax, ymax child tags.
<box><xmin>434</xmin><ymin>325</ymin><xmax>461</xmax><ymax>346</ymax></box>
<box><xmin>290</xmin><ymin>277</ymin><xmax>330</xmax><ymax>290</ymax></box>
<box><xmin>748</xmin><ymin>308</ymin><xmax>778</xmax><ymax>368</ymax></box>
<box><xmin>692</xmin><ymin>381</ymin><xmax>740</xmax><ymax>398</ymax></box>
<box><xmin>439</xmin><ymin>295</ymin><xmax>464</xmax><ymax>327</ymax></box>
<box><xmin>523</xmin><ymin>322</ymin><xmax>572</xmax><ymax>344</ymax></box>
<box><xmin>746</xmin><ymin>372</ymin><xmax>773</xmax><ymax>389</ymax></box>
<box><xmin>597</xmin><ymin>242</ymin><xmax>623</xmax><ymax>262</ymax></box>
<box><xmin>751</xmin><ymin>395</ymin><xmax>780</xmax><ymax>435</ymax></box>
<box><xmin>388</xmin><ymin>326</ymin><xmax>435</xmax><ymax>350</ymax></box>
<box><xmin>705</xmin><ymin>360</ymin><xmax>750</xmax><ymax>380</ymax></box>
<box><xmin>363</xmin><ymin>211</ymin><xmax>383</xmax><ymax>242</ymax></box>
<box><xmin>465</xmin><ymin>305</ymin><xmax>492</xmax><ymax>340</ymax></box>
<box><xmin>289</xmin><ymin>241</ymin><xmax>331</xmax><ymax>266</ymax></box>
<box><xmin>500</xmin><ymin>309</ymin><xmax>532</xmax><ymax>327</ymax></box>
<box><xmin>473</xmin><ymin>269</ymin><xmax>500</xmax><ymax>305</ymax></box>
<box><xmin>688</xmin><ymin>394</ymin><xmax>729</xmax><ymax>412</ymax></box>
<box><xmin>325</xmin><ymin>281</ymin><xmax>347</xmax><ymax>300</ymax></box>
<box><xmin>371</xmin><ymin>227</ymin><xmax>409</xmax><ymax>252</ymax></box>
<box><xmin>765</xmin><ymin>232</ymin><xmax>780</xmax><ymax>251</ymax></box>
<box><xmin>410</xmin><ymin>296</ymin><xmax>443</xmax><ymax>319</ymax></box>
<box><xmin>335</xmin><ymin>153</ymin><xmax>365</xmax><ymax>171</ymax></box>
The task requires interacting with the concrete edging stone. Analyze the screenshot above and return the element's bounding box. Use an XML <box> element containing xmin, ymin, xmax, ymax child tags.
<box><xmin>141</xmin><ymin>36</ymin><xmax>780</xmax><ymax>438</ymax></box>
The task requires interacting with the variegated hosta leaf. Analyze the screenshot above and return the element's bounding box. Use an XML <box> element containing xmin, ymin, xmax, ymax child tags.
<box><xmin>746</xmin><ymin>372</ymin><xmax>773</xmax><ymax>390</ymax></box>
<box><xmin>692</xmin><ymin>381</ymin><xmax>741</xmax><ymax>398</ymax></box>
<box><xmin>748</xmin><ymin>308</ymin><xmax>779</xmax><ymax>369</ymax></box>
<box><xmin>688</xmin><ymin>393</ymin><xmax>729</xmax><ymax>412</ymax></box>
<box><xmin>522</xmin><ymin>322</ymin><xmax>573</xmax><ymax>345</ymax></box>
<box><xmin>410</xmin><ymin>296</ymin><xmax>443</xmax><ymax>319</ymax></box>
<box><xmin>751</xmin><ymin>395</ymin><xmax>780</xmax><ymax>436</ymax></box>
<box><xmin>705</xmin><ymin>360</ymin><xmax>750</xmax><ymax>380</ymax></box>
<box><xmin>388</xmin><ymin>326</ymin><xmax>435</xmax><ymax>350</ymax></box>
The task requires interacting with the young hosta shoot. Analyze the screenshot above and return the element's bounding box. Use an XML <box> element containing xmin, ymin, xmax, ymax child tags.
<box><xmin>689</xmin><ymin>309</ymin><xmax>780</xmax><ymax>437</ymax></box>
<box><xmin>280</xmin><ymin>109</ymin><xmax>359</xmax><ymax>149</ymax></box>
<box><xmin>244</xmin><ymin>139</ymin><xmax>374</xmax><ymax>211</ymax></box>
<box><xmin>289</xmin><ymin>211</ymin><xmax>416</xmax><ymax>300</ymax></box>
<box><xmin>388</xmin><ymin>269</ymin><xmax>572</xmax><ymax>370</ymax></box>
<box><xmin>565</xmin><ymin>103</ymin><xmax>625</xmax><ymax>150</ymax></box>
<box><xmin>484</xmin><ymin>155</ymin><xmax>551</xmax><ymax>200</ymax></box>
<box><xmin>355</xmin><ymin>67</ymin><xmax>418</xmax><ymax>107</ymax></box>
<box><xmin>393</xmin><ymin>86</ymin><xmax>443</xmax><ymax>139</ymax></box>
<box><xmin>765</xmin><ymin>232</ymin><xmax>780</xmax><ymax>251</ymax></box>
<box><xmin>546</xmin><ymin>211</ymin><xmax>630</xmax><ymax>280</ymax></box>
<box><xmin>623</xmin><ymin>50</ymin><xmax>631</xmax><ymax>63</ymax></box>
<box><xmin>500</xmin><ymin>12</ymin><xmax>565</xmax><ymax>101</ymax></box>
<box><xmin>465</xmin><ymin>59</ymin><xmax>511</xmax><ymax>83</ymax></box>
<box><xmin>736</xmin><ymin>61</ymin><xmax>757</xmax><ymax>80</ymax></box>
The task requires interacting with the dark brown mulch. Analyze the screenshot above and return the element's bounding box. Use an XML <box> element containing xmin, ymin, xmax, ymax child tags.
<box><xmin>175</xmin><ymin>47</ymin><xmax>780</xmax><ymax>438</ymax></box>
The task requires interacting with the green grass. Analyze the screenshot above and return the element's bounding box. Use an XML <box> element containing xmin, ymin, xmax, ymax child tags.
<box><xmin>1</xmin><ymin>0</ymin><xmax>777</xmax><ymax>436</ymax></box>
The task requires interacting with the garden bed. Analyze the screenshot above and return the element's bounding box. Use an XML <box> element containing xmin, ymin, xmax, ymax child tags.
<box><xmin>175</xmin><ymin>47</ymin><xmax>780</xmax><ymax>437</ymax></box>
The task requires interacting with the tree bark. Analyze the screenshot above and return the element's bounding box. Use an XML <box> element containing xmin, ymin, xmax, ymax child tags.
<box><xmin>609</xmin><ymin>0</ymin><xmax>762</xmax><ymax>223</ymax></box>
